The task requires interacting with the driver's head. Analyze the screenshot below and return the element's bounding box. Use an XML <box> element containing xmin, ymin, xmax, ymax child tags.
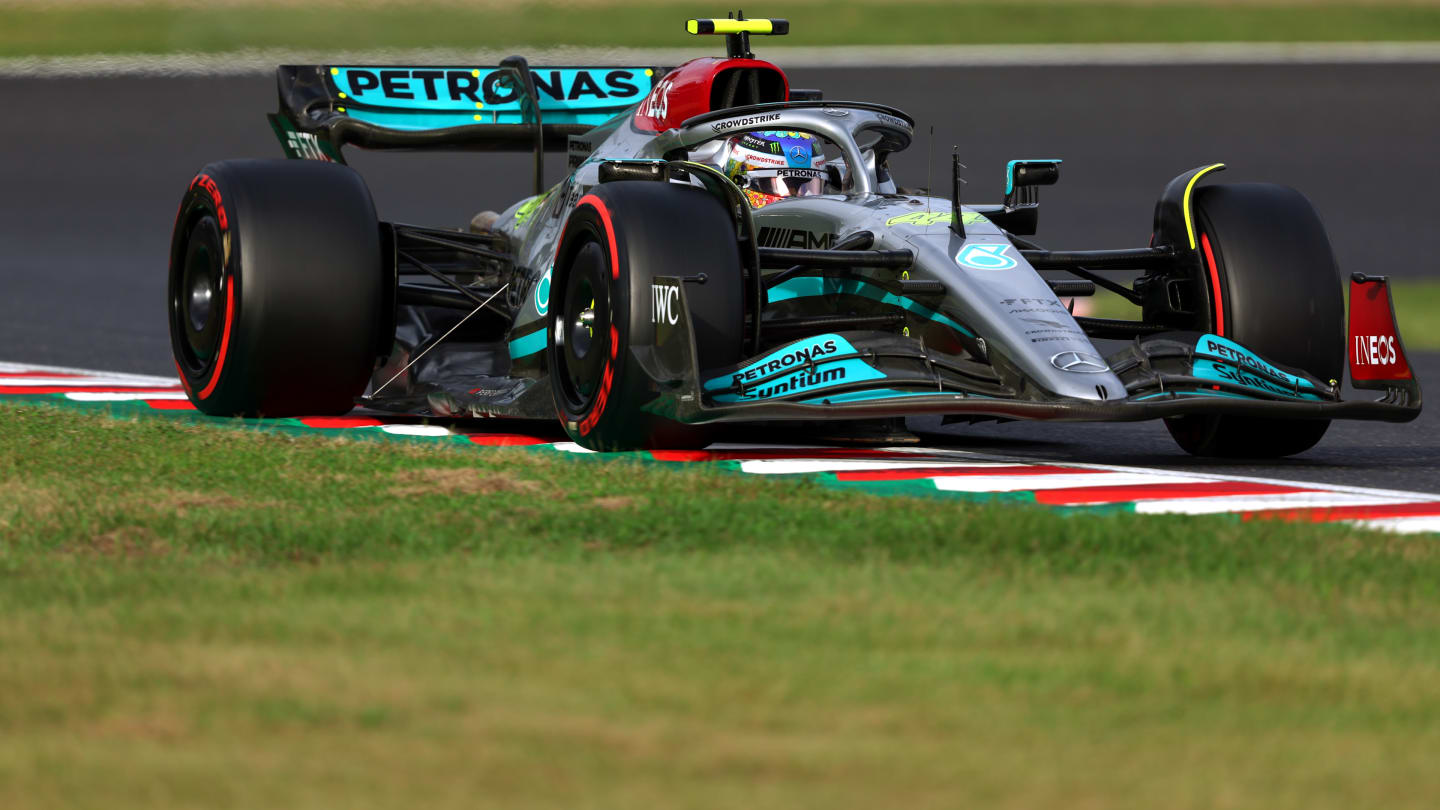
<box><xmin>722</xmin><ymin>131</ymin><xmax>827</xmax><ymax>209</ymax></box>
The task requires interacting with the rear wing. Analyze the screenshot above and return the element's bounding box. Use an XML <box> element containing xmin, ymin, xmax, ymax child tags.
<box><xmin>267</xmin><ymin>58</ymin><xmax>663</xmax><ymax>189</ymax></box>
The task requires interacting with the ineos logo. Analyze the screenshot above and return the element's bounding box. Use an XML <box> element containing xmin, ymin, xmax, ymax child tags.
<box><xmin>651</xmin><ymin>283</ymin><xmax>680</xmax><ymax>325</ymax></box>
<box><xmin>1050</xmin><ymin>351</ymin><xmax>1109</xmax><ymax>373</ymax></box>
<box><xmin>1354</xmin><ymin>334</ymin><xmax>1398</xmax><ymax>365</ymax></box>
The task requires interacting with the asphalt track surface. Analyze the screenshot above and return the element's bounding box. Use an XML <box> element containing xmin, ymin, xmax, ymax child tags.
<box><xmin>1</xmin><ymin>64</ymin><xmax>1437</xmax><ymax>491</ymax></box>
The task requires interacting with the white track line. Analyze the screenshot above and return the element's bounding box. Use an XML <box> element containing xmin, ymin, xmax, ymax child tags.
<box><xmin>0</xmin><ymin>377</ymin><xmax>180</xmax><ymax>389</ymax></box>
<box><xmin>932</xmin><ymin>472</ymin><xmax>1212</xmax><ymax>493</ymax></box>
<box><xmin>886</xmin><ymin>445</ymin><xmax>1440</xmax><ymax>502</ymax></box>
<box><xmin>0</xmin><ymin>361</ymin><xmax>178</xmax><ymax>387</ymax></box>
<box><xmin>737</xmin><ymin>459</ymin><xmax>1031</xmax><ymax>474</ymax></box>
<box><xmin>63</xmin><ymin>391</ymin><xmax>189</xmax><ymax>401</ymax></box>
<box><xmin>3</xmin><ymin>42</ymin><xmax>1440</xmax><ymax>78</ymax></box>
<box><xmin>380</xmin><ymin>424</ymin><xmax>453</xmax><ymax>437</ymax></box>
<box><xmin>1354</xmin><ymin>517</ymin><xmax>1440</xmax><ymax>533</ymax></box>
<box><xmin>1132</xmin><ymin>492</ymin><xmax>1419</xmax><ymax>515</ymax></box>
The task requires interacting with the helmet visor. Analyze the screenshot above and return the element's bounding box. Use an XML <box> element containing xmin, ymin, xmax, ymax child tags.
<box><xmin>743</xmin><ymin>168</ymin><xmax>826</xmax><ymax>199</ymax></box>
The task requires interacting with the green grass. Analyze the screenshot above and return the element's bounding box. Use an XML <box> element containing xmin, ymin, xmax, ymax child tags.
<box><xmin>1084</xmin><ymin>278</ymin><xmax>1440</xmax><ymax>351</ymax></box>
<box><xmin>3</xmin><ymin>400</ymin><xmax>1440</xmax><ymax>808</ymax></box>
<box><xmin>3</xmin><ymin>2</ymin><xmax>1440</xmax><ymax>57</ymax></box>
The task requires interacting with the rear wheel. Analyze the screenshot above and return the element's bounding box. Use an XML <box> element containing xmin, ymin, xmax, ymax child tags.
<box><xmin>168</xmin><ymin>160</ymin><xmax>388</xmax><ymax>416</ymax></box>
<box><xmin>1162</xmin><ymin>183</ymin><xmax>1343</xmax><ymax>457</ymax></box>
<box><xmin>548</xmin><ymin>181</ymin><xmax>745</xmax><ymax>451</ymax></box>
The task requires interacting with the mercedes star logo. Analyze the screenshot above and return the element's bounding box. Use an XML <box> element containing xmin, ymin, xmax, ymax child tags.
<box><xmin>1050</xmin><ymin>351</ymin><xmax>1110</xmax><ymax>373</ymax></box>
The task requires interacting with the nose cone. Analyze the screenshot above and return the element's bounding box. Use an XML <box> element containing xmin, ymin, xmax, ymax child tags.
<box><xmin>900</xmin><ymin>229</ymin><xmax>1126</xmax><ymax>402</ymax></box>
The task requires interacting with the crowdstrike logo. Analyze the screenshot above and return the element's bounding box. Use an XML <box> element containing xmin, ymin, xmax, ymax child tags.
<box><xmin>709</xmin><ymin>113</ymin><xmax>782</xmax><ymax>134</ymax></box>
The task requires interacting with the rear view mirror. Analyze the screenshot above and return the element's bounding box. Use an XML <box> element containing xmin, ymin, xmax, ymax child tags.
<box><xmin>999</xmin><ymin>159</ymin><xmax>1063</xmax><ymax>234</ymax></box>
<box><xmin>1007</xmin><ymin>159</ymin><xmax>1061</xmax><ymax>193</ymax></box>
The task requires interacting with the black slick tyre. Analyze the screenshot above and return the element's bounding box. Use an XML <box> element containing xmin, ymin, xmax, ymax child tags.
<box><xmin>1164</xmin><ymin>183</ymin><xmax>1344</xmax><ymax>457</ymax></box>
<box><xmin>546</xmin><ymin>181</ymin><xmax>745</xmax><ymax>451</ymax></box>
<box><xmin>168</xmin><ymin>159</ymin><xmax>388</xmax><ymax>417</ymax></box>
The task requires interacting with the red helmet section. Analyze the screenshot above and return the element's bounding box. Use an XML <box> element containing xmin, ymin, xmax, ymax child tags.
<box><xmin>633</xmin><ymin>57</ymin><xmax>789</xmax><ymax>133</ymax></box>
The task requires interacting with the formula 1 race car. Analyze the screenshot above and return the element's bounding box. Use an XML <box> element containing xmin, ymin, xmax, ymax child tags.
<box><xmin>168</xmin><ymin>14</ymin><xmax>1421</xmax><ymax>455</ymax></box>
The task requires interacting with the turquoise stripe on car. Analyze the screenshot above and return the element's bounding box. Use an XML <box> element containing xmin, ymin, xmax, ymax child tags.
<box><xmin>1133</xmin><ymin>389</ymin><xmax>1258</xmax><ymax>402</ymax></box>
<box><xmin>508</xmin><ymin>330</ymin><xmax>546</xmax><ymax>359</ymax></box>
<box><xmin>766</xmin><ymin>277</ymin><xmax>975</xmax><ymax>337</ymax></box>
<box><xmin>798</xmin><ymin>388</ymin><xmax>958</xmax><ymax>404</ymax></box>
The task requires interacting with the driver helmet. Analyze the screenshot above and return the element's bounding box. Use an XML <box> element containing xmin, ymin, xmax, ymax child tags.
<box><xmin>722</xmin><ymin>130</ymin><xmax>827</xmax><ymax>209</ymax></box>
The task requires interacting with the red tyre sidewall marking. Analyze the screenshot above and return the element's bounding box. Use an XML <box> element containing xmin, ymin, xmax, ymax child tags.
<box><xmin>573</xmin><ymin>195</ymin><xmax>621</xmax><ymax>437</ymax></box>
<box><xmin>175</xmin><ymin>360</ymin><xmax>194</xmax><ymax>396</ymax></box>
<box><xmin>1199</xmin><ymin>231</ymin><xmax>1225</xmax><ymax>391</ymax></box>
<box><xmin>576</xmin><ymin>194</ymin><xmax>621</xmax><ymax>281</ymax></box>
<box><xmin>579</xmin><ymin>325</ymin><xmax>618</xmax><ymax>437</ymax></box>
<box><xmin>190</xmin><ymin>173</ymin><xmax>228</xmax><ymax>230</ymax></box>
<box><xmin>187</xmin><ymin>174</ymin><xmax>234</xmax><ymax>402</ymax></box>
<box><xmin>1200</xmin><ymin>231</ymin><xmax>1224</xmax><ymax>336</ymax></box>
<box><xmin>196</xmin><ymin>274</ymin><xmax>235</xmax><ymax>401</ymax></box>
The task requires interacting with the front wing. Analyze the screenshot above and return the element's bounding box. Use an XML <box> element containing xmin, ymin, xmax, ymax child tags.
<box><xmin>639</xmin><ymin>276</ymin><xmax>1422</xmax><ymax>427</ymax></box>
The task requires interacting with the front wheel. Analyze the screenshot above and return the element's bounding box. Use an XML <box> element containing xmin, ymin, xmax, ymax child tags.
<box><xmin>1162</xmin><ymin>183</ymin><xmax>1343</xmax><ymax>457</ymax></box>
<box><xmin>547</xmin><ymin>181</ymin><xmax>745</xmax><ymax>451</ymax></box>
